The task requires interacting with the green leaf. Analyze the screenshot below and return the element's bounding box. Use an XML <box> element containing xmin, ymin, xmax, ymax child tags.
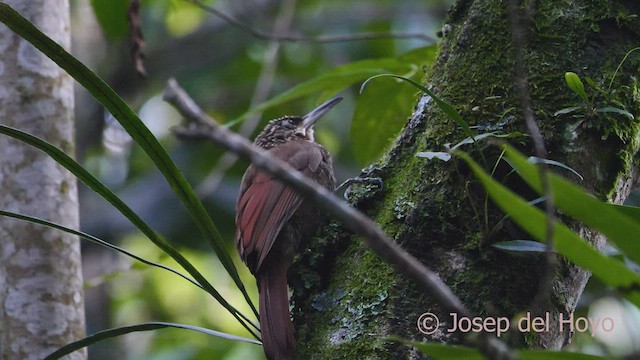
<box><xmin>519</xmin><ymin>350</ymin><xmax>612</xmax><ymax>360</ymax></box>
<box><xmin>504</xmin><ymin>145</ymin><xmax>640</xmax><ymax>266</ymax></box>
<box><xmin>456</xmin><ymin>150</ymin><xmax>640</xmax><ymax>307</ymax></box>
<box><xmin>361</xmin><ymin>74</ymin><xmax>475</xmax><ymax>141</ymax></box>
<box><xmin>44</xmin><ymin>322</ymin><xmax>261</xmax><ymax>360</ymax></box>
<box><xmin>394</xmin><ymin>339</ymin><xmax>610</xmax><ymax>360</ymax></box>
<box><xmin>0</xmin><ymin>125</ymin><xmax>258</xmax><ymax>338</ymax></box>
<box><xmin>610</xmin><ymin>204</ymin><xmax>640</xmax><ymax>223</ymax></box>
<box><xmin>565</xmin><ymin>72</ymin><xmax>589</xmax><ymax>103</ymax></box>
<box><xmin>492</xmin><ymin>240</ymin><xmax>551</xmax><ymax>253</ymax></box>
<box><xmin>226</xmin><ymin>46</ymin><xmax>438</xmax><ymax>128</ymax></box>
<box><xmin>165</xmin><ymin>0</ymin><xmax>205</xmax><ymax>37</ymax></box>
<box><xmin>90</xmin><ymin>0</ymin><xmax>129</xmax><ymax>40</ymax></box>
<box><xmin>0</xmin><ymin>3</ymin><xmax>258</xmax><ymax>319</ymax></box>
<box><xmin>227</xmin><ymin>58</ymin><xmax>409</xmax><ymax>127</ymax></box>
<box><xmin>597</xmin><ymin>106</ymin><xmax>635</xmax><ymax>119</ymax></box>
<box><xmin>351</xmin><ymin>74</ymin><xmax>415</xmax><ymax>164</ymax></box>
<box><xmin>397</xmin><ymin>45</ymin><xmax>439</xmax><ymax>65</ymax></box>
<box><xmin>402</xmin><ymin>341</ymin><xmax>484</xmax><ymax>360</ymax></box>
<box><xmin>349</xmin><ymin>46</ymin><xmax>438</xmax><ymax>164</ymax></box>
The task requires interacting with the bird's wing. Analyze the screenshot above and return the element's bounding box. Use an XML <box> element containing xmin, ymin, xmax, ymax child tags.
<box><xmin>235</xmin><ymin>141</ymin><xmax>323</xmax><ymax>273</ymax></box>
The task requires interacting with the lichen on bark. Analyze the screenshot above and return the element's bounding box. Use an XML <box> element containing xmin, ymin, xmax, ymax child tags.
<box><xmin>0</xmin><ymin>1</ymin><xmax>85</xmax><ymax>359</ymax></box>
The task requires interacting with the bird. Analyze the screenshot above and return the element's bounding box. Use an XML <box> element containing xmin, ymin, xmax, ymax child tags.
<box><xmin>235</xmin><ymin>97</ymin><xmax>340</xmax><ymax>360</ymax></box>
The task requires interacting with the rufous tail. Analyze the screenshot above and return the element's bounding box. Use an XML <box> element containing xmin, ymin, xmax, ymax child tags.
<box><xmin>258</xmin><ymin>263</ymin><xmax>296</xmax><ymax>360</ymax></box>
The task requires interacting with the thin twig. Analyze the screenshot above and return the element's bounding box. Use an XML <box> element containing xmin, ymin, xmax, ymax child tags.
<box><xmin>127</xmin><ymin>0</ymin><xmax>147</xmax><ymax>77</ymax></box>
<box><xmin>508</xmin><ymin>0</ymin><xmax>557</xmax><ymax>310</ymax></box>
<box><xmin>197</xmin><ymin>0</ymin><xmax>297</xmax><ymax>197</ymax></box>
<box><xmin>163</xmin><ymin>78</ymin><xmax>517</xmax><ymax>360</ymax></box>
<box><xmin>188</xmin><ymin>0</ymin><xmax>436</xmax><ymax>44</ymax></box>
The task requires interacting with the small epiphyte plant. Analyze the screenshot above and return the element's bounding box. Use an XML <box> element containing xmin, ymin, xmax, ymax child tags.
<box><xmin>556</xmin><ymin>71</ymin><xmax>635</xmax><ymax>121</ymax></box>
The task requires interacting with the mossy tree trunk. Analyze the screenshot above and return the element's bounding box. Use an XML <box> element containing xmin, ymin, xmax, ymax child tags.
<box><xmin>292</xmin><ymin>1</ymin><xmax>640</xmax><ymax>358</ymax></box>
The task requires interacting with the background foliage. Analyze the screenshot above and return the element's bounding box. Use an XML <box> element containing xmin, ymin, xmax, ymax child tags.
<box><xmin>72</xmin><ymin>0</ymin><xmax>450</xmax><ymax>359</ymax></box>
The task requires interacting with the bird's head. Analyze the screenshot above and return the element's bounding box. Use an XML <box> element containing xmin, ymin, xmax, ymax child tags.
<box><xmin>255</xmin><ymin>97</ymin><xmax>342</xmax><ymax>149</ymax></box>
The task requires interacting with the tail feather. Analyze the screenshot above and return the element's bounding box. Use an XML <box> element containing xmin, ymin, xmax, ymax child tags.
<box><xmin>259</xmin><ymin>263</ymin><xmax>296</xmax><ymax>360</ymax></box>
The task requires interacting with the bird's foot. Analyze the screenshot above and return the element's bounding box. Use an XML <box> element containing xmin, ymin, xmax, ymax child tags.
<box><xmin>336</xmin><ymin>176</ymin><xmax>384</xmax><ymax>202</ymax></box>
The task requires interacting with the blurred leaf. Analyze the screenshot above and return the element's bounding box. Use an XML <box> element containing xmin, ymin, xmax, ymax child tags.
<box><xmin>351</xmin><ymin>75</ymin><xmax>415</xmax><ymax>163</ymax></box>
<box><xmin>350</xmin><ymin>46</ymin><xmax>438</xmax><ymax>164</ymax></box>
<box><xmin>398</xmin><ymin>45</ymin><xmax>439</xmax><ymax>64</ymax></box>
<box><xmin>456</xmin><ymin>150</ymin><xmax>640</xmax><ymax>307</ymax></box>
<box><xmin>229</xmin><ymin>46</ymin><xmax>438</xmax><ymax>128</ymax></box>
<box><xmin>361</xmin><ymin>74</ymin><xmax>475</xmax><ymax>141</ymax></box>
<box><xmin>166</xmin><ymin>0</ymin><xmax>205</xmax><ymax>37</ymax></box>
<box><xmin>228</xmin><ymin>58</ymin><xmax>405</xmax><ymax>127</ymax></box>
<box><xmin>519</xmin><ymin>350</ymin><xmax>611</xmax><ymax>360</ymax></box>
<box><xmin>44</xmin><ymin>322</ymin><xmax>261</xmax><ymax>360</ymax></box>
<box><xmin>610</xmin><ymin>204</ymin><xmax>640</xmax><ymax>223</ymax></box>
<box><xmin>597</xmin><ymin>106</ymin><xmax>635</xmax><ymax>119</ymax></box>
<box><xmin>505</xmin><ymin>145</ymin><xmax>640</xmax><ymax>265</ymax></box>
<box><xmin>565</xmin><ymin>72</ymin><xmax>589</xmax><ymax>103</ymax></box>
<box><xmin>394</xmin><ymin>339</ymin><xmax>610</xmax><ymax>360</ymax></box>
<box><xmin>90</xmin><ymin>0</ymin><xmax>129</xmax><ymax>40</ymax></box>
<box><xmin>0</xmin><ymin>3</ymin><xmax>259</xmax><ymax>330</ymax></box>
<box><xmin>492</xmin><ymin>240</ymin><xmax>551</xmax><ymax>253</ymax></box>
<box><xmin>400</xmin><ymin>341</ymin><xmax>483</xmax><ymax>360</ymax></box>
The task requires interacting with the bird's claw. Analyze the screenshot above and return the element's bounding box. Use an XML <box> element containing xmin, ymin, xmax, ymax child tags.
<box><xmin>337</xmin><ymin>177</ymin><xmax>384</xmax><ymax>201</ymax></box>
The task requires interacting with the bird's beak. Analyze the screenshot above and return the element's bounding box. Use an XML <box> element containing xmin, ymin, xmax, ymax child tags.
<box><xmin>301</xmin><ymin>97</ymin><xmax>343</xmax><ymax>130</ymax></box>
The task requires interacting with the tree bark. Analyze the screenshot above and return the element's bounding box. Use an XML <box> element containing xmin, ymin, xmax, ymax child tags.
<box><xmin>292</xmin><ymin>0</ymin><xmax>640</xmax><ymax>358</ymax></box>
<box><xmin>0</xmin><ymin>1</ymin><xmax>85</xmax><ymax>359</ymax></box>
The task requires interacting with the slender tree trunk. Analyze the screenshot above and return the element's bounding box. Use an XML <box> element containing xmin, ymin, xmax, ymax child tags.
<box><xmin>0</xmin><ymin>1</ymin><xmax>85</xmax><ymax>359</ymax></box>
<box><xmin>293</xmin><ymin>0</ymin><xmax>640</xmax><ymax>358</ymax></box>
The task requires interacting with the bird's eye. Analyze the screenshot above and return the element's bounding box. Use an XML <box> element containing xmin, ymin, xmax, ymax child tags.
<box><xmin>283</xmin><ymin>118</ymin><xmax>299</xmax><ymax>128</ymax></box>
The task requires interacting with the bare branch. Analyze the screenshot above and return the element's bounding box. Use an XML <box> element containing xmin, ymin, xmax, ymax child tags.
<box><xmin>508</xmin><ymin>0</ymin><xmax>557</xmax><ymax>310</ymax></box>
<box><xmin>163</xmin><ymin>78</ymin><xmax>518</xmax><ymax>360</ymax></box>
<box><xmin>188</xmin><ymin>0</ymin><xmax>436</xmax><ymax>44</ymax></box>
<box><xmin>128</xmin><ymin>0</ymin><xmax>147</xmax><ymax>77</ymax></box>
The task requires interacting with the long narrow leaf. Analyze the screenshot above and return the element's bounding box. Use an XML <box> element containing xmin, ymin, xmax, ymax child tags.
<box><xmin>44</xmin><ymin>322</ymin><xmax>261</xmax><ymax>360</ymax></box>
<box><xmin>610</xmin><ymin>204</ymin><xmax>640</xmax><ymax>222</ymax></box>
<box><xmin>456</xmin><ymin>151</ymin><xmax>640</xmax><ymax>307</ymax></box>
<box><xmin>0</xmin><ymin>209</ymin><xmax>202</xmax><ymax>290</ymax></box>
<box><xmin>0</xmin><ymin>125</ymin><xmax>258</xmax><ymax>338</ymax></box>
<box><xmin>0</xmin><ymin>3</ymin><xmax>257</xmax><ymax>317</ymax></box>
<box><xmin>504</xmin><ymin>145</ymin><xmax>640</xmax><ymax>265</ymax></box>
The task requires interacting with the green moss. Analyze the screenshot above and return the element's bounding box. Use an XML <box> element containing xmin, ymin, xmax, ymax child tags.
<box><xmin>297</xmin><ymin>239</ymin><xmax>395</xmax><ymax>359</ymax></box>
<box><xmin>295</xmin><ymin>0</ymin><xmax>640</xmax><ymax>355</ymax></box>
